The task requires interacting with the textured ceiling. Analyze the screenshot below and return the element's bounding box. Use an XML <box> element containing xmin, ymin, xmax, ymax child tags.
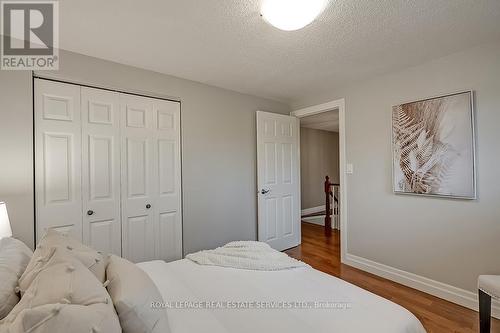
<box><xmin>300</xmin><ymin>111</ymin><xmax>339</xmax><ymax>132</ymax></box>
<box><xmin>59</xmin><ymin>0</ymin><xmax>500</xmax><ymax>105</ymax></box>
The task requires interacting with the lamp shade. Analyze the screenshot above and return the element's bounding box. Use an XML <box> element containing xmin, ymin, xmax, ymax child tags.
<box><xmin>0</xmin><ymin>202</ymin><xmax>12</xmax><ymax>239</ymax></box>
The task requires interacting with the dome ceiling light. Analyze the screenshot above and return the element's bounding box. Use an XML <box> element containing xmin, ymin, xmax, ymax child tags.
<box><xmin>261</xmin><ymin>0</ymin><xmax>329</xmax><ymax>31</ymax></box>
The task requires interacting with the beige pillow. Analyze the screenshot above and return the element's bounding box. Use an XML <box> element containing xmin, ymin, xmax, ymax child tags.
<box><xmin>5</xmin><ymin>303</ymin><xmax>120</xmax><ymax>333</ymax></box>
<box><xmin>106</xmin><ymin>255</ymin><xmax>170</xmax><ymax>333</ymax></box>
<box><xmin>0</xmin><ymin>237</ymin><xmax>33</xmax><ymax>319</ymax></box>
<box><xmin>0</xmin><ymin>247</ymin><xmax>120</xmax><ymax>333</ymax></box>
<box><xmin>19</xmin><ymin>229</ymin><xmax>106</xmax><ymax>291</ymax></box>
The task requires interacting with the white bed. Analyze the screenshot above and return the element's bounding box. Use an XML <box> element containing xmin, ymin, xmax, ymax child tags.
<box><xmin>138</xmin><ymin>259</ymin><xmax>426</xmax><ymax>333</ymax></box>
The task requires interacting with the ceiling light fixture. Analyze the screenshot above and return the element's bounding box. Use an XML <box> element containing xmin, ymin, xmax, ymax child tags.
<box><xmin>261</xmin><ymin>0</ymin><xmax>328</xmax><ymax>31</ymax></box>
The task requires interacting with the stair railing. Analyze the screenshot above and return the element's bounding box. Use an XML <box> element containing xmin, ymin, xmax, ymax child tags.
<box><xmin>324</xmin><ymin>175</ymin><xmax>340</xmax><ymax>236</ymax></box>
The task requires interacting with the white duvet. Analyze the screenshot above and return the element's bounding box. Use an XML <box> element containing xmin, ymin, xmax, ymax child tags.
<box><xmin>138</xmin><ymin>259</ymin><xmax>426</xmax><ymax>333</ymax></box>
<box><xmin>185</xmin><ymin>241</ymin><xmax>309</xmax><ymax>271</ymax></box>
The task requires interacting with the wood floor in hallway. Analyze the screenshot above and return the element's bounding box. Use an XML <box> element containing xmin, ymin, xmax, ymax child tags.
<box><xmin>285</xmin><ymin>222</ymin><xmax>500</xmax><ymax>333</ymax></box>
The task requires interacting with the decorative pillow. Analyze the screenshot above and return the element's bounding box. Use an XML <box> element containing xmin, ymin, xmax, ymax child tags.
<box><xmin>0</xmin><ymin>237</ymin><xmax>33</xmax><ymax>319</ymax></box>
<box><xmin>0</xmin><ymin>247</ymin><xmax>120</xmax><ymax>333</ymax></box>
<box><xmin>19</xmin><ymin>229</ymin><xmax>107</xmax><ymax>291</ymax></box>
<box><xmin>4</xmin><ymin>303</ymin><xmax>120</xmax><ymax>333</ymax></box>
<box><xmin>106</xmin><ymin>255</ymin><xmax>170</xmax><ymax>333</ymax></box>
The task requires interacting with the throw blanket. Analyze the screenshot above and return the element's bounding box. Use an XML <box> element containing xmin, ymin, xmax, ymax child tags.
<box><xmin>185</xmin><ymin>241</ymin><xmax>309</xmax><ymax>271</ymax></box>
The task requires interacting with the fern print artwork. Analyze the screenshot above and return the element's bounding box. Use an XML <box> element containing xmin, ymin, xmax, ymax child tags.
<box><xmin>392</xmin><ymin>91</ymin><xmax>475</xmax><ymax>199</ymax></box>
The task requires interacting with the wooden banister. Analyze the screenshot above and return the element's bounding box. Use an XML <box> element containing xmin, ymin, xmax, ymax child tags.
<box><xmin>324</xmin><ymin>175</ymin><xmax>340</xmax><ymax>236</ymax></box>
<box><xmin>324</xmin><ymin>176</ymin><xmax>332</xmax><ymax>236</ymax></box>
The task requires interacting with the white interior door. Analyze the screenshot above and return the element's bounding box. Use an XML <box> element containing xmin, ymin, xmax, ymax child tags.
<box><xmin>256</xmin><ymin>111</ymin><xmax>301</xmax><ymax>251</ymax></box>
<box><xmin>120</xmin><ymin>94</ymin><xmax>155</xmax><ymax>262</ymax></box>
<box><xmin>81</xmin><ymin>87</ymin><xmax>121</xmax><ymax>255</ymax></box>
<box><xmin>35</xmin><ymin>79</ymin><xmax>82</xmax><ymax>241</ymax></box>
<box><xmin>152</xmin><ymin>99</ymin><xmax>182</xmax><ymax>262</ymax></box>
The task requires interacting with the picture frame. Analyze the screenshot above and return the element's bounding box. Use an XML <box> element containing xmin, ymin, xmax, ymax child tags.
<box><xmin>391</xmin><ymin>91</ymin><xmax>476</xmax><ymax>199</ymax></box>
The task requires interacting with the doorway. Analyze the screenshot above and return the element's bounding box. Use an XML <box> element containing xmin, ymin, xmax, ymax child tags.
<box><xmin>291</xmin><ymin>99</ymin><xmax>347</xmax><ymax>263</ymax></box>
<box><xmin>299</xmin><ymin>110</ymin><xmax>340</xmax><ymax>232</ymax></box>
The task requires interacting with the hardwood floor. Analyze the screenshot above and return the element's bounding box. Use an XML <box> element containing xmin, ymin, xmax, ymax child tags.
<box><xmin>285</xmin><ymin>222</ymin><xmax>500</xmax><ymax>333</ymax></box>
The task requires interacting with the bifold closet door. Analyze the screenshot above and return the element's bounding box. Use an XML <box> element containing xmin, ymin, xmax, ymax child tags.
<box><xmin>35</xmin><ymin>79</ymin><xmax>82</xmax><ymax>241</ymax></box>
<box><xmin>153</xmin><ymin>98</ymin><xmax>182</xmax><ymax>262</ymax></box>
<box><xmin>35</xmin><ymin>79</ymin><xmax>182</xmax><ymax>261</ymax></box>
<box><xmin>120</xmin><ymin>95</ymin><xmax>155</xmax><ymax>262</ymax></box>
<box><xmin>81</xmin><ymin>87</ymin><xmax>121</xmax><ymax>255</ymax></box>
<box><xmin>120</xmin><ymin>94</ymin><xmax>182</xmax><ymax>263</ymax></box>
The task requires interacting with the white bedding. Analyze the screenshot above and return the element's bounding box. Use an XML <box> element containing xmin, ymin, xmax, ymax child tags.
<box><xmin>138</xmin><ymin>259</ymin><xmax>426</xmax><ymax>333</ymax></box>
<box><xmin>185</xmin><ymin>241</ymin><xmax>309</xmax><ymax>270</ymax></box>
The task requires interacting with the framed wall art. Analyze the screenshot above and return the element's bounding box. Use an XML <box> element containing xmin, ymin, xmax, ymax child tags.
<box><xmin>392</xmin><ymin>91</ymin><xmax>476</xmax><ymax>199</ymax></box>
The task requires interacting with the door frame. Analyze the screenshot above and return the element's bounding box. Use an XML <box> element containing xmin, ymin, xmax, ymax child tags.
<box><xmin>291</xmin><ymin>98</ymin><xmax>348</xmax><ymax>263</ymax></box>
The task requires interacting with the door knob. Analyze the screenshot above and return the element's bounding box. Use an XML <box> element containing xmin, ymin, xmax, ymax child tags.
<box><xmin>261</xmin><ymin>189</ymin><xmax>270</xmax><ymax>195</ymax></box>
<box><xmin>87</xmin><ymin>210</ymin><xmax>94</xmax><ymax>216</ymax></box>
<box><xmin>146</xmin><ymin>204</ymin><xmax>151</xmax><ymax>209</ymax></box>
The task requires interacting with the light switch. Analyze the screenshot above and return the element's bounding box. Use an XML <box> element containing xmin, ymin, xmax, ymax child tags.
<box><xmin>346</xmin><ymin>163</ymin><xmax>354</xmax><ymax>174</ymax></box>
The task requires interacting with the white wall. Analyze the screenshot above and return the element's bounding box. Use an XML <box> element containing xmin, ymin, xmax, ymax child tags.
<box><xmin>293</xmin><ymin>42</ymin><xmax>500</xmax><ymax>294</ymax></box>
<box><xmin>300</xmin><ymin>127</ymin><xmax>339</xmax><ymax>209</ymax></box>
<box><xmin>0</xmin><ymin>50</ymin><xmax>290</xmax><ymax>252</ymax></box>
<box><xmin>0</xmin><ymin>71</ymin><xmax>33</xmax><ymax>248</ymax></box>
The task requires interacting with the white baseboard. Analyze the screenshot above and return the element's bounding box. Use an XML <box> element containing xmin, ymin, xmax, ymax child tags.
<box><xmin>302</xmin><ymin>216</ymin><xmax>341</xmax><ymax>230</ymax></box>
<box><xmin>345</xmin><ymin>253</ymin><xmax>500</xmax><ymax>319</ymax></box>
<box><xmin>302</xmin><ymin>216</ymin><xmax>325</xmax><ymax>226</ymax></box>
<box><xmin>301</xmin><ymin>205</ymin><xmax>325</xmax><ymax>216</ymax></box>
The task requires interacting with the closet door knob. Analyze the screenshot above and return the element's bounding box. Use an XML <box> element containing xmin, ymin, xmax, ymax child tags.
<box><xmin>87</xmin><ymin>210</ymin><xmax>94</xmax><ymax>216</ymax></box>
<box><xmin>146</xmin><ymin>204</ymin><xmax>151</xmax><ymax>209</ymax></box>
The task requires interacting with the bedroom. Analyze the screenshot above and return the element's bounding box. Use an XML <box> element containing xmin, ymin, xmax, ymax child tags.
<box><xmin>0</xmin><ymin>0</ymin><xmax>499</xmax><ymax>332</ymax></box>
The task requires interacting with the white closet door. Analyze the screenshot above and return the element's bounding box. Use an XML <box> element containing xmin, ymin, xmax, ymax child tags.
<box><xmin>120</xmin><ymin>94</ymin><xmax>182</xmax><ymax>263</ymax></box>
<box><xmin>152</xmin><ymin>99</ymin><xmax>182</xmax><ymax>261</ymax></box>
<box><xmin>120</xmin><ymin>94</ymin><xmax>156</xmax><ymax>262</ymax></box>
<box><xmin>35</xmin><ymin>79</ymin><xmax>82</xmax><ymax>241</ymax></box>
<box><xmin>81</xmin><ymin>87</ymin><xmax>121</xmax><ymax>255</ymax></box>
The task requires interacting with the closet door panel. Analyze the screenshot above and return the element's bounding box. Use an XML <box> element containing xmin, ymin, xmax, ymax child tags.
<box><xmin>120</xmin><ymin>95</ymin><xmax>155</xmax><ymax>262</ymax></box>
<box><xmin>125</xmin><ymin>214</ymin><xmax>155</xmax><ymax>263</ymax></box>
<box><xmin>35</xmin><ymin>79</ymin><xmax>82</xmax><ymax>242</ymax></box>
<box><xmin>153</xmin><ymin>99</ymin><xmax>182</xmax><ymax>260</ymax></box>
<box><xmin>81</xmin><ymin>87</ymin><xmax>121</xmax><ymax>255</ymax></box>
<box><xmin>158</xmin><ymin>211</ymin><xmax>182</xmax><ymax>262</ymax></box>
<box><xmin>126</xmin><ymin>137</ymin><xmax>148</xmax><ymax>198</ymax></box>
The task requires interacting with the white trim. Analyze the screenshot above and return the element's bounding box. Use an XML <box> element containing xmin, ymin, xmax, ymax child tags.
<box><xmin>345</xmin><ymin>253</ymin><xmax>500</xmax><ymax>319</ymax></box>
<box><xmin>301</xmin><ymin>205</ymin><xmax>325</xmax><ymax>216</ymax></box>
<box><xmin>291</xmin><ymin>98</ymin><xmax>347</xmax><ymax>263</ymax></box>
<box><xmin>302</xmin><ymin>216</ymin><xmax>325</xmax><ymax>226</ymax></box>
<box><xmin>292</xmin><ymin>100</ymin><xmax>342</xmax><ymax>118</ymax></box>
<box><xmin>33</xmin><ymin>73</ymin><xmax>181</xmax><ymax>103</ymax></box>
